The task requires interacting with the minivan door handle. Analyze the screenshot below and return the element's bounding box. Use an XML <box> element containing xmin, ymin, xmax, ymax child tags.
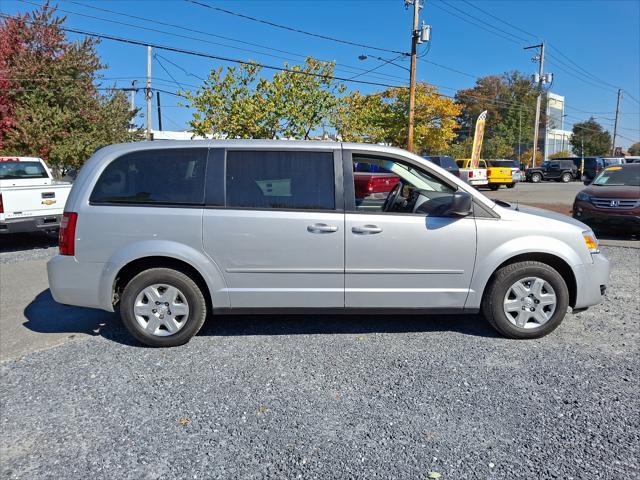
<box><xmin>307</xmin><ymin>223</ymin><xmax>338</xmax><ymax>234</ymax></box>
<box><xmin>352</xmin><ymin>225</ymin><xmax>383</xmax><ymax>235</ymax></box>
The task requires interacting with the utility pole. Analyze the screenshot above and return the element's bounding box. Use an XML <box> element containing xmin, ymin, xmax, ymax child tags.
<box><xmin>129</xmin><ymin>80</ymin><xmax>137</xmax><ymax>113</ymax></box>
<box><xmin>525</xmin><ymin>42</ymin><xmax>545</xmax><ymax>168</ymax></box>
<box><xmin>146</xmin><ymin>46</ymin><xmax>153</xmax><ymax>141</ymax></box>
<box><xmin>611</xmin><ymin>88</ymin><xmax>622</xmax><ymax>156</ymax></box>
<box><xmin>407</xmin><ymin>0</ymin><xmax>420</xmax><ymax>153</ymax></box>
<box><xmin>156</xmin><ymin>91</ymin><xmax>163</xmax><ymax>132</ymax></box>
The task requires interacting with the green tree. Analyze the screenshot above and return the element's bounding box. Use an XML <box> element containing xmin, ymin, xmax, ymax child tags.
<box><xmin>548</xmin><ymin>150</ymin><xmax>572</xmax><ymax>159</ymax></box>
<box><xmin>570</xmin><ymin>117</ymin><xmax>611</xmax><ymax>156</ymax></box>
<box><xmin>628</xmin><ymin>142</ymin><xmax>640</xmax><ymax>156</ymax></box>
<box><xmin>0</xmin><ymin>3</ymin><xmax>139</xmax><ymax>172</ymax></box>
<box><xmin>335</xmin><ymin>82</ymin><xmax>461</xmax><ymax>154</ymax></box>
<box><xmin>183</xmin><ymin>58</ymin><xmax>345</xmax><ymax>139</ymax></box>
<box><xmin>453</xmin><ymin>71</ymin><xmax>541</xmax><ymax>159</ymax></box>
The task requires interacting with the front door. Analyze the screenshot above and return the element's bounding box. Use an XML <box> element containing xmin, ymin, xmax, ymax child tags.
<box><xmin>344</xmin><ymin>151</ymin><xmax>477</xmax><ymax>309</ymax></box>
<box><xmin>202</xmin><ymin>148</ymin><xmax>344</xmax><ymax>308</ymax></box>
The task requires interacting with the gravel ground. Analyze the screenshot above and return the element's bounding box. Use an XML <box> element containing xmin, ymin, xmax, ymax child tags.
<box><xmin>1</xmin><ymin>246</ymin><xmax>639</xmax><ymax>479</ymax></box>
<box><xmin>0</xmin><ymin>233</ymin><xmax>58</xmax><ymax>264</ymax></box>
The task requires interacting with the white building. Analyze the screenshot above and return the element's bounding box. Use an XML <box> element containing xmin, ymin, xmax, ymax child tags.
<box><xmin>541</xmin><ymin>92</ymin><xmax>572</xmax><ymax>159</ymax></box>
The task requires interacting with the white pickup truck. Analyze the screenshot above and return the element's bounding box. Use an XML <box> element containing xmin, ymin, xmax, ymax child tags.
<box><xmin>455</xmin><ymin>159</ymin><xmax>488</xmax><ymax>187</ymax></box>
<box><xmin>0</xmin><ymin>156</ymin><xmax>72</xmax><ymax>234</ymax></box>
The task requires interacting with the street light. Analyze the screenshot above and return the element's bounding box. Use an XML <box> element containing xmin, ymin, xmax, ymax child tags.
<box><xmin>358</xmin><ymin>54</ymin><xmax>410</xmax><ymax>73</ymax></box>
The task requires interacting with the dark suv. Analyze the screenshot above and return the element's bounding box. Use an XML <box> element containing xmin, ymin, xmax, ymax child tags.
<box><xmin>526</xmin><ymin>159</ymin><xmax>578</xmax><ymax>183</ymax></box>
<box><xmin>570</xmin><ymin>157</ymin><xmax>606</xmax><ymax>182</ymax></box>
<box><xmin>423</xmin><ymin>155</ymin><xmax>460</xmax><ymax>178</ymax></box>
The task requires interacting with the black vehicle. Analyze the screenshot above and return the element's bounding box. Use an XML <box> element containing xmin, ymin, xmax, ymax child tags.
<box><xmin>423</xmin><ymin>155</ymin><xmax>460</xmax><ymax>178</ymax></box>
<box><xmin>525</xmin><ymin>159</ymin><xmax>578</xmax><ymax>183</ymax></box>
<box><xmin>567</xmin><ymin>157</ymin><xmax>605</xmax><ymax>182</ymax></box>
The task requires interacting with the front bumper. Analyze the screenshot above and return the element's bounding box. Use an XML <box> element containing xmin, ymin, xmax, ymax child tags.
<box><xmin>47</xmin><ymin>255</ymin><xmax>112</xmax><ymax>311</ymax></box>
<box><xmin>572</xmin><ymin>201</ymin><xmax>640</xmax><ymax>232</ymax></box>
<box><xmin>573</xmin><ymin>253</ymin><xmax>610</xmax><ymax>310</ymax></box>
<box><xmin>0</xmin><ymin>214</ymin><xmax>61</xmax><ymax>234</ymax></box>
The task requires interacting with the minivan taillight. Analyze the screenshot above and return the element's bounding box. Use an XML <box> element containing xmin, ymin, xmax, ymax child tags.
<box><xmin>59</xmin><ymin>212</ymin><xmax>78</xmax><ymax>256</ymax></box>
<box><xmin>0</xmin><ymin>194</ymin><xmax>4</xmax><ymax>214</ymax></box>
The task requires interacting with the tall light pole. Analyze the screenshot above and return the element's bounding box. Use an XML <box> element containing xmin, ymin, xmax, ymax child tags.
<box><xmin>146</xmin><ymin>46</ymin><xmax>153</xmax><ymax>141</ymax></box>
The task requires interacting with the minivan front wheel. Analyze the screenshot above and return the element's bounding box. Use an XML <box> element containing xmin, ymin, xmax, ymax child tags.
<box><xmin>120</xmin><ymin>268</ymin><xmax>207</xmax><ymax>347</ymax></box>
<box><xmin>482</xmin><ymin>261</ymin><xmax>569</xmax><ymax>339</ymax></box>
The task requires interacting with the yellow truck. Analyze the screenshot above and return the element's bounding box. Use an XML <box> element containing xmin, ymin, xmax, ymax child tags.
<box><xmin>485</xmin><ymin>159</ymin><xmax>518</xmax><ymax>190</ymax></box>
<box><xmin>456</xmin><ymin>159</ymin><xmax>515</xmax><ymax>190</ymax></box>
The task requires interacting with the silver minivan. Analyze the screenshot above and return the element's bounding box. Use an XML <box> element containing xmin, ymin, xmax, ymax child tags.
<box><xmin>47</xmin><ymin>140</ymin><xmax>609</xmax><ymax>347</ymax></box>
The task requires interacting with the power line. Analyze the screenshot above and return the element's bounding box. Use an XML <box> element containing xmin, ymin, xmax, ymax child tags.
<box><xmin>184</xmin><ymin>0</ymin><xmax>408</xmax><ymax>56</ymax></box>
<box><xmin>25</xmin><ymin>0</ymin><xmax>409</xmax><ymax>84</ymax></box>
<box><xmin>459</xmin><ymin>0</ymin><xmax>537</xmax><ymax>40</ymax></box>
<box><xmin>0</xmin><ymin>14</ymin><xmax>407</xmax><ymax>90</ymax></box>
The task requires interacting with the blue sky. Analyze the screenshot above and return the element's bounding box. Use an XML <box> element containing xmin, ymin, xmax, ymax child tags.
<box><xmin>3</xmin><ymin>0</ymin><xmax>640</xmax><ymax>148</ymax></box>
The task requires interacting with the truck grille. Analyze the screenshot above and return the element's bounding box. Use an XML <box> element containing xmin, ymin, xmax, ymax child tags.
<box><xmin>590</xmin><ymin>198</ymin><xmax>640</xmax><ymax>209</ymax></box>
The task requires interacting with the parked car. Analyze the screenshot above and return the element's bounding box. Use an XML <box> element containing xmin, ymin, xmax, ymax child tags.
<box><xmin>569</xmin><ymin>157</ymin><xmax>605</xmax><ymax>182</ymax></box>
<box><xmin>572</xmin><ymin>163</ymin><xmax>640</xmax><ymax>235</ymax></box>
<box><xmin>0</xmin><ymin>156</ymin><xmax>72</xmax><ymax>234</ymax></box>
<box><xmin>486</xmin><ymin>159</ymin><xmax>519</xmax><ymax>189</ymax></box>
<box><xmin>353</xmin><ymin>161</ymin><xmax>400</xmax><ymax>211</ymax></box>
<box><xmin>455</xmin><ymin>159</ymin><xmax>488</xmax><ymax>187</ymax></box>
<box><xmin>624</xmin><ymin>156</ymin><xmax>640</xmax><ymax>164</ymax></box>
<box><xmin>423</xmin><ymin>155</ymin><xmax>460</xmax><ymax>178</ymax></box>
<box><xmin>602</xmin><ymin>157</ymin><xmax>625</xmax><ymax>167</ymax></box>
<box><xmin>525</xmin><ymin>159</ymin><xmax>578</xmax><ymax>183</ymax></box>
<box><xmin>48</xmin><ymin>140</ymin><xmax>609</xmax><ymax>347</ymax></box>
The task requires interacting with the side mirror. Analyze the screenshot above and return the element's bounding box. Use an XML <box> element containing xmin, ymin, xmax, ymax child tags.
<box><xmin>447</xmin><ymin>191</ymin><xmax>473</xmax><ymax>217</ymax></box>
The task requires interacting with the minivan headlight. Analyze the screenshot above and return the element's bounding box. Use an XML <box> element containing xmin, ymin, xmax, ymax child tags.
<box><xmin>582</xmin><ymin>230</ymin><xmax>599</xmax><ymax>254</ymax></box>
<box><xmin>576</xmin><ymin>191</ymin><xmax>591</xmax><ymax>202</ymax></box>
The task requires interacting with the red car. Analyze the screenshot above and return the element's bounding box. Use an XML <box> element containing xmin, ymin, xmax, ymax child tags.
<box><xmin>572</xmin><ymin>163</ymin><xmax>640</xmax><ymax>235</ymax></box>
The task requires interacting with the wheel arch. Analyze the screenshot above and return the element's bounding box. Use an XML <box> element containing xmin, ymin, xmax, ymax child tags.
<box><xmin>481</xmin><ymin>252</ymin><xmax>577</xmax><ymax>308</ymax></box>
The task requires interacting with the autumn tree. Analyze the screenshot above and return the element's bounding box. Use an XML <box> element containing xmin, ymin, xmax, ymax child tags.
<box><xmin>0</xmin><ymin>3</ymin><xmax>139</xmax><ymax>172</ymax></box>
<box><xmin>454</xmin><ymin>72</ymin><xmax>540</xmax><ymax>158</ymax></box>
<box><xmin>628</xmin><ymin>142</ymin><xmax>640</xmax><ymax>156</ymax></box>
<box><xmin>570</xmin><ymin>117</ymin><xmax>611</xmax><ymax>156</ymax></box>
<box><xmin>335</xmin><ymin>82</ymin><xmax>461</xmax><ymax>153</ymax></box>
<box><xmin>183</xmin><ymin>58</ymin><xmax>345</xmax><ymax>139</ymax></box>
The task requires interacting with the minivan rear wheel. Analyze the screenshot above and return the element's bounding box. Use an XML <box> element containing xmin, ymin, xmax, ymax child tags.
<box><xmin>120</xmin><ymin>268</ymin><xmax>207</xmax><ymax>347</ymax></box>
<box><xmin>482</xmin><ymin>261</ymin><xmax>569</xmax><ymax>339</ymax></box>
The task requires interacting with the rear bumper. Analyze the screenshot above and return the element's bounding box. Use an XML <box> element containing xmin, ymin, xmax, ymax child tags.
<box><xmin>573</xmin><ymin>253</ymin><xmax>610</xmax><ymax>310</ymax></box>
<box><xmin>468</xmin><ymin>178</ymin><xmax>488</xmax><ymax>186</ymax></box>
<box><xmin>0</xmin><ymin>214</ymin><xmax>61</xmax><ymax>234</ymax></box>
<box><xmin>47</xmin><ymin>255</ymin><xmax>113</xmax><ymax>311</ymax></box>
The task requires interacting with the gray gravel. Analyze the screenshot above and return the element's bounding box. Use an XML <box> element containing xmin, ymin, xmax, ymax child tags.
<box><xmin>1</xmin><ymin>246</ymin><xmax>639</xmax><ymax>479</ymax></box>
<box><xmin>0</xmin><ymin>233</ymin><xmax>58</xmax><ymax>264</ymax></box>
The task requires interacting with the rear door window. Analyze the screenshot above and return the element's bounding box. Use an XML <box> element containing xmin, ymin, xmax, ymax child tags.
<box><xmin>90</xmin><ymin>148</ymin><xmax>207</xmax><ymax>205</ymax></box>
<box><xmin>225</xmin><ymin>150</ymin><xmax>335</xmax><ymax>210</ymax></box>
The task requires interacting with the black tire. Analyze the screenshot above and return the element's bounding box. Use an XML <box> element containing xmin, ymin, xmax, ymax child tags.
<box><xmin>120</xmin><ymin>268</ymin><xmax>207</xmax><ymax>347</ymax></box>
<box><xmin>481</xmin><ymin>261</ymin><xmax>569</xmax><ymax>339</ymax></box>
<box><xmin>489</xmin><ymin>184</ymin><xmax>500</xmax><ymax>191</ymax></box>
<box><xmin>561</xmin><ymin>172</ymin><xmax>572</xmax><ymax>183</ymax></box>
<box><xmin>506</xmin><ymin>183</ymin><xmax>516</xmax><ymax>189</ymax></box>
<box><xmin>530</xmin><ymin>173</ymin><xmax>542</xmax><ymax>183</ymax></box>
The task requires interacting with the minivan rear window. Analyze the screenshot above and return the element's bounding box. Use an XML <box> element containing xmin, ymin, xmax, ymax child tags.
<box><xmin>225</xmin><ymin>150</ymin><xmax>335</xmax><ymax>210</ymax></box>
<box><xmin>90</xmin><ymin>148</ymin><xmax>207</xmax><ymax>205</ymax></box>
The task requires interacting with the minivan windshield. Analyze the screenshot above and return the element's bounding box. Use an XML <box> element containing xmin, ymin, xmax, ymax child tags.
<box><xmin>0</xmin><ymin>161</ymin><xmax>48</xmax><ymax>179</ymax></box>
<box><xmin>592</xmin><ymin>167</ymin><xmax>640</xmax><ymax>186</ymax></box>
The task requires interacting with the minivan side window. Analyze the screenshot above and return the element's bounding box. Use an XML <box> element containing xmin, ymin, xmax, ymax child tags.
<box><xmin>90</xmin><ymin>148</ymin><xmax>207</xmax><ymax>205</ymax></box>
<box><xmin>225</xmin><ymin>150</ymin><xmax>335</xmax><ymax>210</ymax></box>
